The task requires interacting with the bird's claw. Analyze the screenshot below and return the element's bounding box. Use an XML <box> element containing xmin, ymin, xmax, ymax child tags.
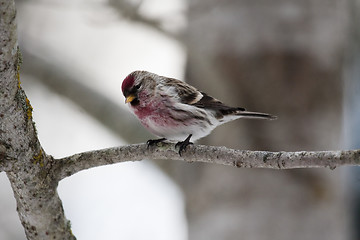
<box><xmin>147</xmin><ymin>138</ymin><xmax>166</xmax><ymax>149</ymax></box>
<box><xmin>175</xmin><ymin>134</ymin><xmax>193</xmax><ymax>156</ymax></box>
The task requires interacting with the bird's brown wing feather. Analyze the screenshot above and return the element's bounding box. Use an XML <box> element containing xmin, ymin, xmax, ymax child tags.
<box><xmin>161</xmin><ymin>78</ymin><xmax>274</xmax><ymax>120</ymax></box>
<box><xmin>162</xmin><ymin>78</ymin><xmax>203</xmax><ymax>104</ymax></box>
<box><xmin>167</xmin><ymin>78</ymin><xmax>245</xmax><ymax>118</ymax></box>
<box><xmin>191</xmin><ymin>92</ymin><xmax>245</xmax><ymax>119</ymax></box>
<box><xmin>162</xmin><ymin>78</ymin><xmax>247</xmax><ymax>119</ymax></box>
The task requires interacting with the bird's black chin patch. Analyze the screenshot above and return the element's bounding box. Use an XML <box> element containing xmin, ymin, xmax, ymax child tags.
<box><xmin>130</xmin><ymin>98</ymin><xmax>140</xmax><ymax>106</ymax></box>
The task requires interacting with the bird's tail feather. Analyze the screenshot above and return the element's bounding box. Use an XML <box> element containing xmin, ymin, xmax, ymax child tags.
<box><xmin>236</xmin><ymin>111</ymin><xmax>277</xmax><ymax>120</ymax></box>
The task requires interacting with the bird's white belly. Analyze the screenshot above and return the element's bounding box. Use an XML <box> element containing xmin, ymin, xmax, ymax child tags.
<box><xmin>141</xmin><ymin>115</ymin><xmax>216</xmax><ymax>142</ymax></box>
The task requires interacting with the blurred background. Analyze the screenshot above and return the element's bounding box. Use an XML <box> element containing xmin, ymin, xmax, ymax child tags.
<box><xmin>0</xmin><ymin>0</ymin><xmax>359</xmax><ymax>239</ymax></box>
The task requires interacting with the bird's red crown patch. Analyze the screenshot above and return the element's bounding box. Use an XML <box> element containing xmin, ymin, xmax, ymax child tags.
<box><xmin>121</xmin><ymin>74</ymin><xmax>135</xmax><ymax>93</ymax></box>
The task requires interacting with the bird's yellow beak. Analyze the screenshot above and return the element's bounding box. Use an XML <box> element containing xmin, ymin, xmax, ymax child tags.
<box><xmin>125</xmin><ymin>94</ymin><xmax>136</xmax><ymax>104</ymax></box>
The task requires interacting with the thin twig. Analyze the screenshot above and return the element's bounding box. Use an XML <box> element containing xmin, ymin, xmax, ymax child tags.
<box><xmin>108</xmin><ymin>0</ymin><xmax>182</xmax><ymax>41</ymax></box>
<box><xmin>54</xmin><ymin>143</ymin><xmax>360</xmax><ymax>181</ymax></box>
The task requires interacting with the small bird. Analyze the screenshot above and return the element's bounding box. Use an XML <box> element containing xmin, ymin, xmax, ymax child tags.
<box><xmin>122</xmin><ymin>71</ymin><xmax>276</xmax><ymax>155</ymax></box>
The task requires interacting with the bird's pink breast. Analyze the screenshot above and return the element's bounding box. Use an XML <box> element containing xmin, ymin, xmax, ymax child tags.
<box><xmin>131</xmin><ymin>99</ymin><xmax>180</xmax><ymax>130</ymax></box>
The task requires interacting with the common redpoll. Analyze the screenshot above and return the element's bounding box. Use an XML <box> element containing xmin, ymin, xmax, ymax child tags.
<box><xmin>122</xmin><ymin>71</ymin><xmax>276</xmax><ymax>155</ymax></box>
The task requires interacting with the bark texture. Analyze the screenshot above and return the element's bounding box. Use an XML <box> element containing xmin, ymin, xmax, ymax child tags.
<box><xmin>0</xmin><ymin>1</ymin><xmax>74</xmax><ymax>239</ymax></box>
<box><xmin>55</xmin><ymin>143</ymin><xmax>360</xmax><ymax>181</ymax></box>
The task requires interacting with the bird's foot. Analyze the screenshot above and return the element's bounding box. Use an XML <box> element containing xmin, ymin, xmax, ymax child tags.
<box><xmin>147</xmin><ymin>138</ymin><xmax>166</xmax><ymax>149</ymax></box>
<box><xmin>175</xmin><ymin>134</ymin><xmax>193</xmax><ymax>156</ymax></box>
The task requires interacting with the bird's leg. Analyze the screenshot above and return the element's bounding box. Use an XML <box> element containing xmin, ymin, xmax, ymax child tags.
<box><xmin>147</xmin><ymin>138</ymin><xmax>166</xmax><ymax>149</ymax></box>
<box><xmin>175</xmin><ymin>134</ymin><xmax>193</xmax><ymax>156</ymax></box>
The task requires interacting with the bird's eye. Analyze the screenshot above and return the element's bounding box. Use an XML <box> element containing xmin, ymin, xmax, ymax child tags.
<box><xmin>135</xmin><ymin>84</ymin><xmax>141</xmax><ymax>90</ymax></box>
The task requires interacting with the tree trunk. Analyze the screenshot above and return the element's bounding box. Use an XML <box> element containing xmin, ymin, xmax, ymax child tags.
<box><xmin>0</xmin><ymin>1</ymin><xmax>75</xmax><ymax>239</ymax></box>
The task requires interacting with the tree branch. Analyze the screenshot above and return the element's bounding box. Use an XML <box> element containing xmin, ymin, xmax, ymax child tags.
<box><xmin>108</xmin><ymin>0</ymin><xmax>182</xmax><ymax>42</ymax></box>
<box><xmin>54</xmin><ymin>143</ymin><xmax>360</xmax><ymax>181</ymax></box>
